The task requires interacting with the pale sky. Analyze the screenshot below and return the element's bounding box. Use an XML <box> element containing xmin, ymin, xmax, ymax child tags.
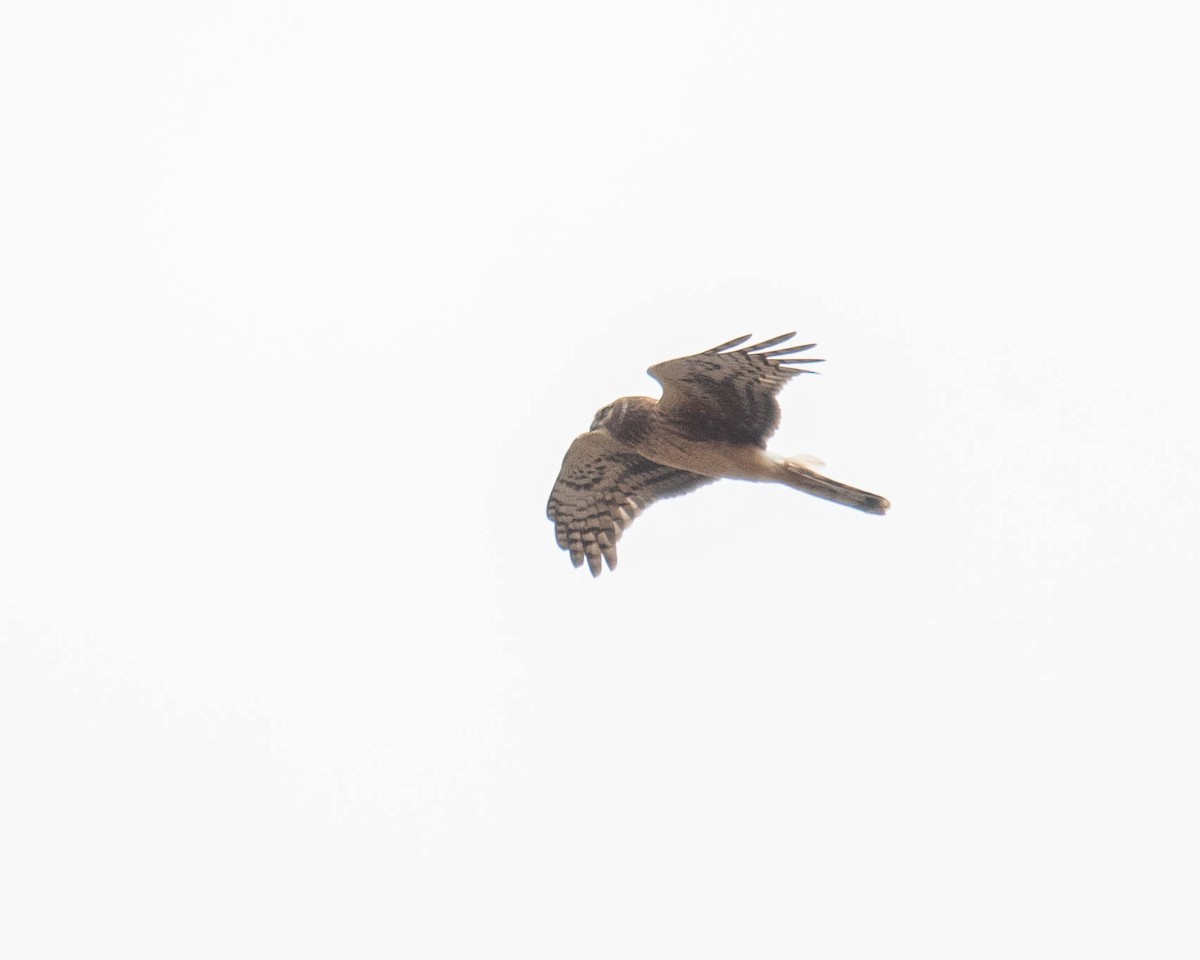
<box><xmin>3</xmin><ymin>2</ymin><xmax>1198</xmax><ymax>957</ymax></box>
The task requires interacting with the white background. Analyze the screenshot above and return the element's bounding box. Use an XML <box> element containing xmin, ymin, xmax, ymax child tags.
<box><xmin>2</xmin><ymin>2</ymin><xmax>1197</xmax><ymax>956</ymax></box>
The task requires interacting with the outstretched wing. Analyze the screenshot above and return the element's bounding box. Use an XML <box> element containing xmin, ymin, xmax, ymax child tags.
<box><xmin>546</xmin><ymin>430</ymin><xmax>714</xmax><ymax>576</ymax></box>
<box><xmin>647</xmin><ymin>333</ymin><xmax>822</xmax><ymax>446</ymax></box>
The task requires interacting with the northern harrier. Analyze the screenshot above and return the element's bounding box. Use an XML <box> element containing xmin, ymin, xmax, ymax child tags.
<box><xmin>546</xmin><ymin>333</ymin><xmax>889</xmax><ymax>576</ymax></box>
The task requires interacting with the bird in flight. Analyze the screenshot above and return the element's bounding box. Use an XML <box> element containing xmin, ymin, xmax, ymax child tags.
<box><xmin>546</xmin><ymin>333</ymin><xmax>889</xmax><ymax>576</ymax></box>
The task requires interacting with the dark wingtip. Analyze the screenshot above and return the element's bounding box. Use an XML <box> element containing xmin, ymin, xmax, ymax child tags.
<box><xmin>707</xmin><ymin>334</ymin><xmax>753</xmax><ymax>353</ymax></box>
<box><xmin>763</xmin><ymin>342</ymin><xmax>818</xmax><ymax>357</ymax></box>
<box><xmin>744</xmin><ymin>332</ymin><xmax>797</xmax><ymax>352</ymax></box>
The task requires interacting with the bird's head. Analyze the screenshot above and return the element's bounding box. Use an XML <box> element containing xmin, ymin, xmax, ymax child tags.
<box><xmin>589</xmin><ymin>403</ymin><xmax>616</xmax><ymax>432</ymax></box>
<box><xmin>588</xmin><ymin>396</ymin><xmax>655</xmax><ymax>443</ymax></box>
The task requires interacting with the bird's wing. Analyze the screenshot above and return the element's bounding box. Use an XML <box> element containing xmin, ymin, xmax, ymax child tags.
<box><xmin>546</xmin><ymin>430</ymin><xmax>714</xmax><ymax>576</ymax></box>
<box><xmin>647</xmin><ymin>333</ymin><xmax>822</xmax><ymax>446</ymax></box>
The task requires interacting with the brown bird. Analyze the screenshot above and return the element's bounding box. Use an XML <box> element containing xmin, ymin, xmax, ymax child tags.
<box><xmin>546</xmin><ymin>333</ymin><xmax>889</xmax><ymax>576</ymax></box>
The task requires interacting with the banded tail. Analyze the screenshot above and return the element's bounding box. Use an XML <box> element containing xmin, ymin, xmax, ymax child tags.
<box><xmin>780</xmin><ymin>458</ymin><xmax>890</xmax><ymax>515</ymax></box>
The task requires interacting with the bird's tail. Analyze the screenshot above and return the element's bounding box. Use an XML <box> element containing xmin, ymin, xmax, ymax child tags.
<box><xmin>779</xmin><ymin>457</ymin><xmax>890</xmax><ymax>515</ymax></box>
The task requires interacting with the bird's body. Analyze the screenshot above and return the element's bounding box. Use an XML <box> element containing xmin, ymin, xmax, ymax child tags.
<box><xmin>547</xmin><ymin>333</ymin><xmax>889</xmax><ymax>576</ymax></box>
<box><xmin>593</xmin><ymin>396</ymin><xmax>774</xmax><ymax>481</ymax></box>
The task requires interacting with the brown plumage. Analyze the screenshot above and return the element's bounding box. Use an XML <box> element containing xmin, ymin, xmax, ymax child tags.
<box><xmin>547</xmin><ymin>333</ymin><xmax>889</xmax><ymax>576</ymax></box>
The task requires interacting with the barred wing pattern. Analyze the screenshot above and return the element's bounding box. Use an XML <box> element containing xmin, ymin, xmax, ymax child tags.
<box><xmin>648</xmin><ymin>333</ymin><xmax>822</xmax><ymax>446</ymax></box>
<box><xmin>546</xmin><ymin>431</ymin><xmax>714</xmax><ymax>576</ymax></box>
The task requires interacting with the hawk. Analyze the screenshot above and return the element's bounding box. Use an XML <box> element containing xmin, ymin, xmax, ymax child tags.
<box><xmin>546</xmin><ymin>333</ymin><xmax>889</xmax><ymax>576</ymax></box>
